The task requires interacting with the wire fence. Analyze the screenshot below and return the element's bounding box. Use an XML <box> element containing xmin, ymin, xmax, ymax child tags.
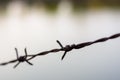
<box><xmin>0</xmin><ymin>33</ymin><xmax>120</xmax><ymax>68</ymax></box>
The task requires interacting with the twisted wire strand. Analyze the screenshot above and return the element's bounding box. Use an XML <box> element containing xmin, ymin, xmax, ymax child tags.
<box><xmin>0</xmin><ymin>33</ymin><xmax>120</xmax><ymax>67</ymax></box>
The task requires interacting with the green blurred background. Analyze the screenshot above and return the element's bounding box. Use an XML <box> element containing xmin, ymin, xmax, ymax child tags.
<box><xmin>0</xmin><ymin>0</ymin><xmax>120</xmax><ymax>13</ymax></box>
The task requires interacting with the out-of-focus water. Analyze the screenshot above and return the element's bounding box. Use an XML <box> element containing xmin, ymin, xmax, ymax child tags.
<box><xmin>0</xmin><ymin>1</ymin><xmax>120</xmax><ymax>80</ymax></box>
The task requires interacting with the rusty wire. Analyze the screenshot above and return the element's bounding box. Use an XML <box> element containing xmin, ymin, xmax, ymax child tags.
<box><xmin>0</xmin><ymin>33</ymin><xmax>120</xmax><ymax>68</ymax></box>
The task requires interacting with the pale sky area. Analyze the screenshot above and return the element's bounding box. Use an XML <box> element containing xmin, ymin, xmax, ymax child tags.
<box><xmin>0</xmin><ymin>1</ymin><xmax>120</xmax><ymax>80</ymax></box>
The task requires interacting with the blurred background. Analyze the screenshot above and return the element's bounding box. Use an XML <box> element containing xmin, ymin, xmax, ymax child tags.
<box><xmin>0</xmin><ymin>0</ymin><xmax>120</xmax><ymax>80</ymax></box>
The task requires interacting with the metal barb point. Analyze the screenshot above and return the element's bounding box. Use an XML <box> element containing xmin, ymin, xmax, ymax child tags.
<box><xmin>56</xmin><ymin>40</ymin><xmax>64</xmax><ymax>49</ymax></box>
<box><xmin>61</xmin><ymin>51</ymin><xmax>67</xmax><ymax>60</ymax></box>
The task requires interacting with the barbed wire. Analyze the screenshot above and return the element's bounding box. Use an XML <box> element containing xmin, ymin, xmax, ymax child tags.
<box><xmin>0</xmin><ymin>33</ymin><xmax>120</xmax><ymax>68</ymax></box>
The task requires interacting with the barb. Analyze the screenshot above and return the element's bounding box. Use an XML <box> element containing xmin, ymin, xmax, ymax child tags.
<box><xmin>13</xmin><ymin>48</ymin><xmax>33</xmax><ymax>68</ymax></box>
<box><xmin>0</xmin><ymin>33</ymin><xmax>120</xmax><ymax>68</ymax></box>
<box><xmin>56</xmin><ymin>40</ymin><xmax>76</xmax><ymax>60</ymax></box>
